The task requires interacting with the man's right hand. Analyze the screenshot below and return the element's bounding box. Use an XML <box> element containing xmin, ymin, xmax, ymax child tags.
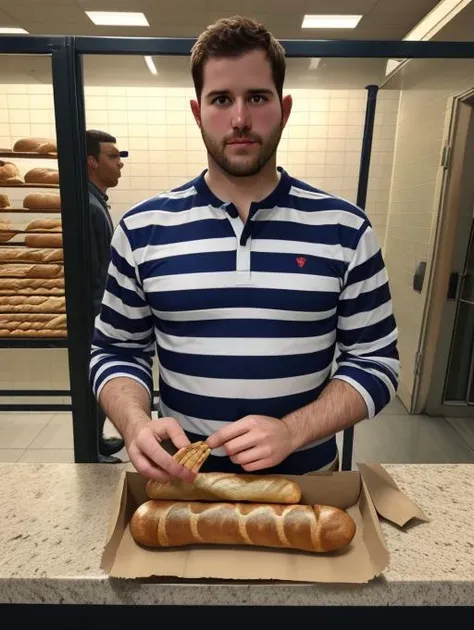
<box><xmin>125</xmin><ymin>416</ymin><xmax>196</xmax><ymax>483</ymax></box>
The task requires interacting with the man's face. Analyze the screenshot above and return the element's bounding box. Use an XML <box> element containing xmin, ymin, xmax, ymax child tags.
<box><xmin>191</xmin><ymin>49</ymin><xmax>292</xmax><ymax>177</ymax></box>
<box><xmin>92</xmin><ymin>142</ymin><xmax>123</xmax><ymax>188</ymax></box>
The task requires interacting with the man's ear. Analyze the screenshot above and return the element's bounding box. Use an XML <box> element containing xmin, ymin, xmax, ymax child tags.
<box><xmin>87</xmin><ymin>155</ymin><xmax>97</xmax><ymax>170</ymax></box>
<box><xmin>190</xmin><ymin>99</ymin><xmax>202</xmax><ymax>129</ymax></box>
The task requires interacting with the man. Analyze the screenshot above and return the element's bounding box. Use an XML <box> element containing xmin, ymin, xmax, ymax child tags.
<box><xmin>86</xmin><ymin>129</ymin><xmax>126</xmax><ymax>462</ymax></box>
<box><xmin>89</xmin><ymin>16</ymin><xmax>399</xmax><ymax>481</ymax></box>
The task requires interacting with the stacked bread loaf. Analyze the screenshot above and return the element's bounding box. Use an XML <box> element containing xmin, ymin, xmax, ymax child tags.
<box><xmin>0</xmin><ymin>147</ymin><xmax>65</xmax><ymax>337</ymax></box>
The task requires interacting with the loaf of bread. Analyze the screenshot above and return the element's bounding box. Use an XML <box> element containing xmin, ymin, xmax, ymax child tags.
<box><xmin>26</xmin><ymin>219</ymin><xmax>61</xmax><ymax>232</ymax></box>
<box><xmin>24</xmin><ymin>233</ymin><xmax>63</xmax><ymax>249</ymax></box>
<box><xmin>24</xmin><ymin>168</ymin><xmax>59</xmax><ymax>185</ymax></box>
<box><xmin>23</xmin><ymin>193</ymin><xmax>61</xmax><ymax>210</ymax></box>
<box><xmin>0</xmin><ymin>313</ymin><xmax>67</xmax><ymax>337</ymax></box>
<box><xmin>13</xmin><ymin>138</ymin><xmax>54</xmax><ymax>153</ymax></box>
<box><xmin>0</xmin><ymin>277</ymin><xmax>64</xmax><ymax>295</ymax></box>
<box><xmin>0</xmin><ymin>220</ymin><xmax>15</xmax><ymax>243</ymax></box>
<box><xmin>0</xmin><ymin>160</ymin><xmax>23</xmax><ymax>184</ymax></box>
<box><xmin>0</xmin><ymin>295</ymin><xmax>65</xmax><ymax>313</ymax></box>
<box><xmin>0</xmin><ymin>263</ymin><xmax>63</xmax><ymax>278</ymax></box>
<box><xmin>0</xmin><ymin>193</ymin><xmax>10</xmax><ymax>208</ymax></box>
<box><xmin>130</xmin><ymin>500</ymin><xmax>356</xmax><ymax>554</ymax></box>
<box><xmin>146</xmin><ymin>473</ymin><xmax>303</xmax><ymax>504</ymax></box>
<box><xmin>0</xmin><ymin>248</ymin><xmax>63</xmax><ymax>263</ymax></box>
<box><xmin>36</xmin><ymin>141</ymin><xmax>57</xmax><ymax>154</ymax></box>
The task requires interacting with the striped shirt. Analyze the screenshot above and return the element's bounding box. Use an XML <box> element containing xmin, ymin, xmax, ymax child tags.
<box><xmin>90</xmin><ymin>167</ymin><xmax>399</xmax><ymax>474</ymax></box>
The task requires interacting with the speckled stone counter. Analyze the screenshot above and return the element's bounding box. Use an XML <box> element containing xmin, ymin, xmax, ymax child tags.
<box><xmin>0</xmin><ymin>462</ymin><xmax>473</xmax><ymax>606</ymax></box>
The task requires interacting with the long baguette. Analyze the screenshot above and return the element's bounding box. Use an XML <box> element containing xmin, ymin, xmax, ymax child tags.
<box><xmin>130</xmin><ymin>500</ymin><xmax>356</xmax><ymax>554</ymax></box>
<box><xmin>0</xmin><ymin>295</ymin><xmax>65</xmax><ymax>313</ymax></box>
<box><xmin>0</xmin><ymin>248</ymin><xmax>63</xmax><ymax>263</ymax></box>
<box><xmin>0</xmin><ymin>264</ymin><xmax>63</xmax><ymax>278</ymax></box>
<box><xmin>0</xmin><ymin>277</ymin><xmax>64</xmax><ymax>295</ymax></box>
<box><xmin>146</xmin><ymin>473</ymin><xmax>302</xmax><ymax>504</ymax></box>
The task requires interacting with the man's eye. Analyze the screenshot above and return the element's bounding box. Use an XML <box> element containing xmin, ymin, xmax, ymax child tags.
<box><xmin>250</xmin><ymin>95</ymin><xmax>267</xmax><ymax>104</ymax></box>
<box><xmin>213</xmin><ymin>95</ymin><xmax>230</xmax><ymax>105</ymax></box>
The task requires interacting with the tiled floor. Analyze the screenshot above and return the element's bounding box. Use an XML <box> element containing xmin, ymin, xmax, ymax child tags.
<box><xmin>0</xmin><ymin>396</ymin><xmax>474</xmax><ymax>467</ymax></box>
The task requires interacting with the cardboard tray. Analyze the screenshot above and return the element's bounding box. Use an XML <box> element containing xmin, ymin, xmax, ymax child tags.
<box><xmin>100</xmin><ymin>463</ymin><xmax>428</xmax><ymax>584</ymax></box>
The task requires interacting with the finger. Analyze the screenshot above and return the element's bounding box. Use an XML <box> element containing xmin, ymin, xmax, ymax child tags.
<box><xmin>139</xmin><ymin>434</ymin><xmax>196</xmax><ymax>482</ymax></box>
<box><xmin>154</xmin><ymin>418</ymin><xmax>191</xmax><ymax>451</ymax></box>
<box><xmin>241</xmin><ymin>457</ymin><xmax>274</xmax><ymax>472</ymax></box>
<box><xmin>230</xmin><ymin>445</ymin><xmax>267</xmax><ymax>466</ymax></box>
<box><xmin>224</xmin><ymin>432</ymin><xmax>259</xmax><ymax>457</ymax></box>
<box><xmin>206</xmin><ymin>418</ymin><xmax>251</xmax><ymax>449</ymax></box>
<box><xmin>129</xmin><ymin>447</ymin><xmax>173</xmax><ymax>483</ymax></box>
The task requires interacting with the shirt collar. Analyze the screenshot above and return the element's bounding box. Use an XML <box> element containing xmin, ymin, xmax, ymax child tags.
<box><xmin>88</xmin><ymin>180</ymin><xmax>109</xmax><ymax>203</ymax></box>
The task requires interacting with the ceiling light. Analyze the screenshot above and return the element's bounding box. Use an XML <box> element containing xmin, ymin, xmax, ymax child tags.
<box><xmin>403</xmin><ymin>0</ymin><xmax>471</xmax><ymax>41</ymax></box>
<box><xmin>302</xmin><ymin>15</ymin><xmax>363</xmax><ymax>29</ymax></box>
<box><xmin>85</xmin><ymin>11</ymin><xmax>150</xmax><ymax>27</ymax></box>
<box><xmin>144</xmin><ymin>56</ymin><xmax>158</xmax><ymax>75</ymax></box>
<box><xmin>0</xmin><ymin>27</ymin><xmax>29</xmax><ymax>34</ymax></box>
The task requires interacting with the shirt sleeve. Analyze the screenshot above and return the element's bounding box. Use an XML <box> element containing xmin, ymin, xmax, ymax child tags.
<box><xmin>89</xmin><ymin>220</ymin><xmax>155</xmax><ymax>402</ymax></box>
<box><xmin>332</xmin><ymin>220</ymin><xmax>400</xmax><ymax>418</ymax></box>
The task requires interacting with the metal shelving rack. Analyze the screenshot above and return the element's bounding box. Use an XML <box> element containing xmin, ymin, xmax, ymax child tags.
<box><xmin>0</xmin><ymin>145</ymin><xmax>68</xmax><ymax>410</ymax></box>
<box><xmin>1</xmin><ymin>33</ymin><xmax>474</xmax><ymax>466</ymax></box>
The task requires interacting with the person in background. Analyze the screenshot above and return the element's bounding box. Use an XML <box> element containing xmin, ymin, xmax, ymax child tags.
<box><xmin>86</xmin><ymin>129</ymin><xmax>126</xmax><ymax>463</ymax></box>
<box><xmin>89</xmin><ymin>16</ymin><xmax>399</xmax><ymax>480</ymax></box>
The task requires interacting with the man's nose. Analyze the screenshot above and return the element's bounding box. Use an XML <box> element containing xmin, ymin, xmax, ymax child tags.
<box><xmin>232</xmin><ymin>101</ymin><xmax>252</xmax><ymax>130</ymax></box>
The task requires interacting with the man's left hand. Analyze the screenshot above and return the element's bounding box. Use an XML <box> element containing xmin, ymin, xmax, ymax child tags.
<box><xmin>205</xmin><ymin>415</ymin><xmax>294</xmax><ymax>472</ymax></box>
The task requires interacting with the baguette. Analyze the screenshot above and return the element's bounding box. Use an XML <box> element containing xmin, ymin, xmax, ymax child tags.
<box><xmin>130</xmin><ymin>500</ymin><xmax>356</xmax><ymax>554</ymax></box>
<box><xmin>0</xmin><ymin>263</ymin><xmax>63</xmax><ymax>278</ymax></box>
<box><xmin>24</xmin><ymin>233</ymin><xmax>63</xmax><ymax>249</ymax></box>
<box><xmin>0</xmin><ymin>295</ymin><xmax>65</xmax><ymax>313</ymax></box>
<box><xmin>146</xmin><ymin>473</ymin><xmax>302</xmax><ymax>504</ymax></box>
<box><xmin>0</xmin><ymin>313</ymin><xmax>67</xmax><ymax>336</ymax></box>
<box><xmin>26</xmin><ymin>218</ymin><xmax>61</xmax><ymax>231</ymax></box>
<box><xmin>0</xmin><ymin>248</ymin><xmax>63</xmax><ymax>263</ymax></box>
<box><xmin>0</xmin><ymin>277</ymin><xmax>64</xmax><ymax>295</ymax></box>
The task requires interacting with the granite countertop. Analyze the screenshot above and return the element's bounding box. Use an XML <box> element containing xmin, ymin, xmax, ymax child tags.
<box><xmin>0</xmin><ymin>462</ymin><xmax>473</xmax><ymax>606</ymax></box>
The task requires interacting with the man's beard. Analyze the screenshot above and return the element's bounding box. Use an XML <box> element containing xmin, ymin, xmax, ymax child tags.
<box><xmin>200</xmin><ymin>122</ymin><xmax>283</xmax><ymax>177</ymax></box>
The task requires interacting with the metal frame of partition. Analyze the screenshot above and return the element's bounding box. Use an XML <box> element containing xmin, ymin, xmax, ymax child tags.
<box><xmin>2</xmin><ymin>36</ymin><xmax>474</xmax><ymax>467</ymax></box>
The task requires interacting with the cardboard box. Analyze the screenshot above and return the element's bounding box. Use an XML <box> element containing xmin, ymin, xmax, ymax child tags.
<box><xmin>101</xmin><ymin>463</ymin><xmax>428</xmax><ymax>584</ymax></box>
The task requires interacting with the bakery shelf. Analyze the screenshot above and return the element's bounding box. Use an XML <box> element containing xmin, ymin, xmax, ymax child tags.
<box><xmin>0</xmin><ymin>151</ymin><xmax>57</xmax><ymax>160</ymax></box>
<box><xmin>0</xmin><ymin>183</ymin><xmax>59</xmax><ymax>189</ymax></box>
<box><xmin>0</xmin><ymin>338</ymin><xmax>68</xmax><ymax>348</ymax></box>
<box><xmin>0</xmin><ymin>208</ymin><xmax>61</xmax><ymax>213</ymax></box>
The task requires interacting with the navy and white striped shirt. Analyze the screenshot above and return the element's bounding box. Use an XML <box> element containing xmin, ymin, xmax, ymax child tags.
<box><xmin>90</xmin><ymin>167</ymin><xmax>399</xmax><ymax>473</ymax></box>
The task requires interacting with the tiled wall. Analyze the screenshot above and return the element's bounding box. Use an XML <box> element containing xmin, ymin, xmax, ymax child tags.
<box><xmin>0</xmin><ymin>82</ymin><xmax>398</xmax><ymax>394</ymax></box>
<box><xmin>382</xmin><ymin>59</ymin><xmax>474</xmax><ymax>405</ymax></box>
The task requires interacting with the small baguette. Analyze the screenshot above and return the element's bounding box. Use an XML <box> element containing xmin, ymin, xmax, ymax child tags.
<box><xmin>0</xmin><ymin>295</ymin><xmax>65</xmax><ymax>313</ymax></box>
<box><xmin>23</xmin><ymin>193</ymin><xmax>61</xmax><ymax>210</ymax></box>
<box><xmin>24</xmin><ymin>233</ymin><xmax>63</xmax><ymax>249</ymax></box>
<box><xmin>130</xmin><ymin>500</ymin><xmax>356</xmax><ymax>554</ymax></box>
<box><xmin>0</xmin><ymin>277</ymin><xmax>64</xmax><ymax>295</ymax></box>
<box><xmin>0</xmin><ymin>264</ymin><xmax>63</xmax><ymax>278</ymax></box>
<box><xmin>0</xmin><ymin>248</ymin><xmax>63</xmax><ymax>263</ymax></box>
<box><xmin>26</xmin><ymin>219</ymin><xmax>62</xmax><ymax>231</ymax></box>
<box><xmin>146</xmin><ymin>473</ymin><xmax>302</xmax><ymax>504</ymax></box>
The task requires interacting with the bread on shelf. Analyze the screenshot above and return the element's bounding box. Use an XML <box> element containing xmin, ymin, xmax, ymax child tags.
<box><xmin>23</xmin><ymin>193</ymin><xmax>61</xmax><ymax>210</ymax></box>
<box><xmin>0</xmin><ymin>295</ymin><xmax>65</xmax><ymax>314</ymax></box>
<box><xmin>0</xmin><ymin>160</ymin><xmax>24</xmax><ymax>185</ymax></box>
<box><xmin>0</xmin><ymin>193</ymin><xmax>10</xmax><ymax>209</ymax></box>
<box><xmin>0</xmin><ymin>247</ymin><xmax>63</xmax><ymax>263</ymax></box>
<box><xmin>0</xmin><ymin>263</ymin><xmax>63</xmax><ymax>278</ymax></box>
<box><xmin>24</xmin><ymin>233</ymin><xmax>63</xmax><ymax>249</ymax></box>
<box><xmin>25</xmin><ymin>218</ymin><xmax>62</xmax><ymax>232</ymax></box>
<box><xmin>0</xmin><ymin>312</ymin><xmax>67</xmax><ymax>337</ymax></box>
<box><xmin>24</xmin><ymin>168</ymin><xmax>59</xmax><ymax>185</ymax></box>
<box><xmin>0</xmin><ymin>277</ymin><xmax>64</xmax><ymax>296</ymax></box>
<box><xmin>13</xmin><ymin>138</ymin><xmax>57</xmax><ymax>153</ymax></box>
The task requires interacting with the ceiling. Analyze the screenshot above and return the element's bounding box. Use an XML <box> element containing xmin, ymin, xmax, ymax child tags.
<box><xmin>0</xmin><ymin>0</ymin><xmax>467</xmax><ymax>89</ymax></box>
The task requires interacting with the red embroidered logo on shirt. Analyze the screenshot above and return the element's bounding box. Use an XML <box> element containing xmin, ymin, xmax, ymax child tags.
<box><xmin>296</xmin><ymin>256</ymin><xmax>307</xmax><ymax>268</ymax></box>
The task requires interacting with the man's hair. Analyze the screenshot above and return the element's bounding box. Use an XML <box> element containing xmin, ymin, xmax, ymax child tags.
<box><xmin>86</xmin><ymin>129</ymin><xmax>117</xmax><ymax>160</ymax></box>
<box><xmin>190</xmin><ymin>16</ymin><xmax>286</xmax><ymax>101</ymax></box>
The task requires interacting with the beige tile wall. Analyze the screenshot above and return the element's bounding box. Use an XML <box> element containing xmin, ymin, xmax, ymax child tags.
<box><xmin>0</xmin><ymin>82</ymin><xmax>398</xmax><ymax>394</ymax></box>
<box><xmin>382</xmin><ymin>59</ymin><xmax>474</xmax><ymax>405</ymax></box>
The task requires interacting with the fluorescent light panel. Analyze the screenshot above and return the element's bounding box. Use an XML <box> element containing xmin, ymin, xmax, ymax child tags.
<box><xmin>0</xmin><ymin>27</ymin><xmax>29</xmax><ymax>34</ymax></box>
<box><xmin>144</xmin><ymin>56</ymin><xmax>158</xmax><ymax>75</ymax></box>
<box><xmin>85</xmin><ymin>11</ymin><xmax>150</xmax><ymax>27</ymax></box>
<box><xmin>404</xmin><ymin>0</ymin><xmax>472</xmax><ymax>41</ymax></box>
<box><xmin>302</xmin><ymin>15</ymin><xmax>363</xmax><ymax>29</ymax></box>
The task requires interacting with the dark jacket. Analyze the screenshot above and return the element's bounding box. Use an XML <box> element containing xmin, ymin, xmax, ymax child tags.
<box><xmin>88</xmin><ymin>181</ymin><xmax>114</xmax><ymax>317</ymax></box>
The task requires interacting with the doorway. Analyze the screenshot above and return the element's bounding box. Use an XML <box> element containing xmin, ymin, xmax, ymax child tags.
<box><xmin>413</xmin><ymin>88</ymin><xmax>474</xmax><ymax>416</ymax></box>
